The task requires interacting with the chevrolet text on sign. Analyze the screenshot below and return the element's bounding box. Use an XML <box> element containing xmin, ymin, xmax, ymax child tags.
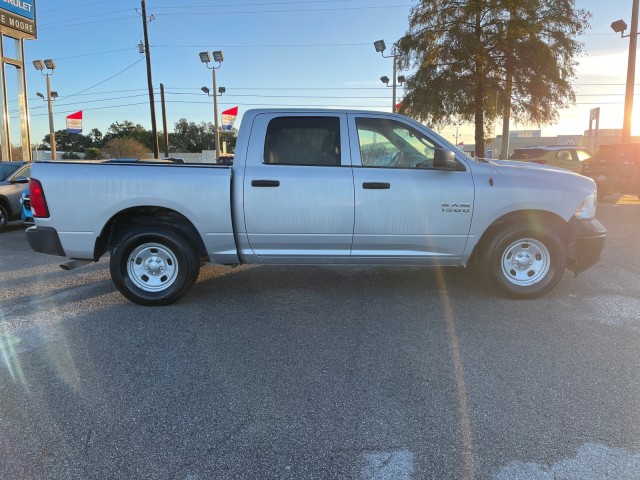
<box><xmin>0</xmin><ymin>0</ymin><xmax>36</xmax><ymax>39</ymax></box>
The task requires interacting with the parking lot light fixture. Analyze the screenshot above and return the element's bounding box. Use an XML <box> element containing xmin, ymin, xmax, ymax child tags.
<box><xmin>374</xmin><ymin>39</ymin><xmax>386</xmax><ymax>53</ymax></box>
<box><xmin>374</xmin><ymin>39</ymin><xmax>401</xmax><ymax>112</ymax></box>
<box><xmin>611</xmin><ymin>19</ymin><xmax>628</xmax><ymax>34</ymax></box>
<box><xmin>33</xmin><ymin>58</ymin><xmax>58</xmax><ymax>160</ymax></box>
<box><xmin>199</xmin><ymin>50</ymin><xmax>225</xmax><ymax>161</ymax></box>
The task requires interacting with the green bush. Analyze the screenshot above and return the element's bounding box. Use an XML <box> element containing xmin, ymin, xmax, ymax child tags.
<box><xmin>62</xmin><ymin>151</ymin><xmax>80</xmax><ymax>159</ymax></box>
<box><xmin>84</xmin><ymin>147</ymin><xmax>103</xmax><ymax>160</ymax></box>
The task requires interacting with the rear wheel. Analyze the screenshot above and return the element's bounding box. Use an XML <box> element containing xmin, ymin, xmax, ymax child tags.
<box><xmin>110</xmin><ymin>227</ymin><xmax>200</xmax><ymax>306</ymax></box>
<box><xmin>482</xmin><ymin>223</ymin><xmax>566</xmax><ymax>299</ymax></box>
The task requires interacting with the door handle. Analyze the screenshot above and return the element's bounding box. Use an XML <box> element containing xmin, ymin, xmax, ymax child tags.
<box><xmin>362</xmin><ymin>182</ymin><xmax>390</xmax><ymax>189</ymax></box>
<box><xmin>251</xmin><ymin>180</ymin><xmax>280</xmax><ymax>187</ymax></box>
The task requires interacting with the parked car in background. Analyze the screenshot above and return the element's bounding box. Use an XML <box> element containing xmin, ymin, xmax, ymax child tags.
<box><xmin>509</xmin><ymin>145</ymin><xmax>592</xmax><ymax>172</ymax></box>
<box><xmin>582</xmin><ymin>143</ymin><xmax>640</xmax><ymax>199</ymax></box>
<box><xmin>0</xmin><ymin>161</ymin><xmax>31</xmax><ymax>231</ymax></box>
<box><xmin>21</xmin><ymin>188</ymin><xmax>33</xmax><ymax>225</ymax></box>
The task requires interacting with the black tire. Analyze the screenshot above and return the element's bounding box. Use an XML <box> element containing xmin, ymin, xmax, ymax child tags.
<box><xmin>109</xmin><ymin>227</ymin><xmax>200</xmax><ymax>306</ymax></box>
<box><xmin>0</xmin><ymin>204</ymin><xmax>8</xmax><ymax>232</ymax></box>
<box><xmin>481</xmin><ymin>223</ymin><xmax>566</xmax><ymax>299</ymax></box>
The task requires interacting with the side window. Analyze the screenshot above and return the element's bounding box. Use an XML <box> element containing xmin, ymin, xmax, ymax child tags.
<box><xmin>576</xmin><ymin>150</ymin><xmax>591</xmax><ymax>162</ymax></box>
<box><xmin>356</xmin><ymin>117</ymin><xmax>438</xmax><ymax>169</ymax></box>
<box><xmin>264</xmin><ymin>116</ymin><xmax>341</xmax><ymax>166</ymax></box>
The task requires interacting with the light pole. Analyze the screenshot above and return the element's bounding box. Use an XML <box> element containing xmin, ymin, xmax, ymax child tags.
<box><xmin>33</xmin><ymin>59</ymin><xmax>57</xmax><ymax>160</ymax></box>
<box><xmin>453</xmin><ymin>123</ymin><xmax>462</xmax><ymax>146</ymax></box>
<box><xmin>612</xmin><ymin>0</ymin><xmax>639</xmax><ymax>143</ymax></box>
<box><xmin>199</xmin><ymin>50</ymin><xmax>224</xmax><ymax>161</ymax></box>
<box><xmin>374</xmin><ymin>40</ymin><xmax>401</xmax><ymax>113</ymax></box>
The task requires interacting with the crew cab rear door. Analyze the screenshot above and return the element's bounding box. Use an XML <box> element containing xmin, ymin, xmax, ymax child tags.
<box><xmin>347</xmin><ymin>113</ymin><xmax>474</xmax><ymax>262</ymax></box>
<box><xmin>242</xmin><ymin>112</ymin><xmax>354</xmax><ymax>258</ymax></box>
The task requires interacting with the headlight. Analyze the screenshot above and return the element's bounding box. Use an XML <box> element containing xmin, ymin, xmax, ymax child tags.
<box><xmin>574</xmin><ymin>192</ymin><xmax>596</xmax><ymax>219</ymax></box>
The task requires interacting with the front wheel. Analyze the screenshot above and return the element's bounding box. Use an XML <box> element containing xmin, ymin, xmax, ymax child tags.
<box><xmin>482</xmin><ymin>224</ymin><xmax>566</xmax><ymax>299</ymax></box>
<box><xmin>110</xmin><ymin>227</ymin><xmax>200</xmax><ymax>306</ymax></box>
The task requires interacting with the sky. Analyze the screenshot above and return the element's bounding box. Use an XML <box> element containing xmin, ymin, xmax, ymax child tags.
<box><xmin>15</xmin><ymin>0</ymin><xmax>638</xmax><ymax>148</ymax></box>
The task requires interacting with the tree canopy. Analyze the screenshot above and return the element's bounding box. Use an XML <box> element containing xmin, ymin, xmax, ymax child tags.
<box><xmin>397</xmin><ymin>0</ymin><xmax>590</xmax><ymax>157</ymax></box>
<box><xmin>41</xmin><ymin>118</ymin><xmax>237</xmax><ymax>156</ymax></box>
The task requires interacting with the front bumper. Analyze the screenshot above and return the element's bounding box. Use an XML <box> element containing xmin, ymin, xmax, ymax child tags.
<box><xmin>566</xmin><ymin>217</ymin><xmax>607</xmax><ymax>275</ymax></box>
<box><xmin>26</xmin><ymin>226</ymin><xmax>66</xmax><ymax>257</ymax></box>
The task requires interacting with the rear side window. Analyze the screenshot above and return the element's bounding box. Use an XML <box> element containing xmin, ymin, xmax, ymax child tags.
<box><xmin>510</xmin><ymin>149</ymin><xmax>545</xmax><ymax>160</ymax></box>
<box><xmin>264</xmin><ymin>117</ymin><xmax>341</xmax><ymax>166</ymax></box>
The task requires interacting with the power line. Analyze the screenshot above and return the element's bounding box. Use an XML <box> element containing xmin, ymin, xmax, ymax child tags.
<box><xmin>40</xmin><ymin>16</ymin><xmax>139</xmax><ymax>30</ymax></box>
<box><xmin>56</xmin><ymin>48</ymin><xmax>137</xmax><ymax>61</ymax></box>
<box><xmin>153</xmin><ymin>4</ymin><xmax>413</xmax><ymax>16</ymax></box>
<box><xmin>153</xmin><ymin>42</ymin><xmax>371</xmax><ymax>48</ymax></box>
<box><xmin>40</xmin><ymin>0</ymin><xmax>114</xmax><ymax>13</ymax></box>
<box><xmin>40</xmin><ymin>9</ymin><xmax>133</xmax><ymax>27</ymax></box>
<box><xmin>54</xmin><ymin>58</ymin><xmax>145</xmax><ymax>107</ymax></box>
<box><xmin>40</xmin><ymin>3</ymin><xmax>410</xmax><ymax>29</ymax></box>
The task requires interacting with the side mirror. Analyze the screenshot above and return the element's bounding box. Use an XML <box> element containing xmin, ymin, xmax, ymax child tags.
<box><xmin>11</xmin><ymin>176</ymin><xmax>29</xmax><ymax>184</ymax></box>
<box><xmin>433</xmin><ymin>149</ymin><xmax>463</xmax><ymax>171</ymax></box>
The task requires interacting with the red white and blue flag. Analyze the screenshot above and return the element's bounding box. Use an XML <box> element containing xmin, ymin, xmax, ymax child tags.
<box><xmin>221</xmin><ymin>106</ymin><xmax>238</xmax><ymax>131</ymax></box>
<box><xmin>66</xmin><ymin>111</ymin><xmax>83</xmax><ymax>134</ymax></box>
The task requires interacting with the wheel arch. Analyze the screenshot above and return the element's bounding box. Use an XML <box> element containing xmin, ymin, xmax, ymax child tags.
<box><xmin>94</xmin><ymin>206</ymin><xmax>208</xmax><ymax>261</ymax></box>
<box><xmin>469</xmin><ymin>209</ymin><xmax>571</xmax><ymax>265</ymax></box>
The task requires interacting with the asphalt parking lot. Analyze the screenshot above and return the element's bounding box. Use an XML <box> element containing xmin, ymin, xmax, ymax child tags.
<box><xmin>1</xmin><ymin>196</ymin><xmax>639</xmax><ymax>480</ymax></box>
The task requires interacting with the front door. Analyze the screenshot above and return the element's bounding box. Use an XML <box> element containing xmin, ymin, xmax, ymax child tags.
<box><xmin>348</xmin><ymin>114</ymin><xmax>474</xmax><ymax>262</ymax></box>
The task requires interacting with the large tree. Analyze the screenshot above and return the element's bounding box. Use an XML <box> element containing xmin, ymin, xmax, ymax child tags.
<box><xmin>169</xmin><ymin>118</ymin><xmax>237</xmax><ymax>153</ymax></box>
<box><xmin>102</xmin><ymin>121</ymin><xmax>153</xmax><ymax>150</ymax></box>
<box><xmin>42</xmin><ymin>130</ymin><xmax>96</xmax><ymax>153</ymax></box>
<box><xmin>397</xmin><ymin>0</ymin><xmax>589</xmax><ymax>157</ymax></box>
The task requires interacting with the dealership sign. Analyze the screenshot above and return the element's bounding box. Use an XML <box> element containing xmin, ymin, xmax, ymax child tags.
<box><xmin>0</xmin><ymin>0</ymin><xmax>36</xmax><ymax>39</ymax></box>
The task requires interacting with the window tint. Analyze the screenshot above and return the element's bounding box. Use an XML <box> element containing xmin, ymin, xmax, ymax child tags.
<box><xmin>356</xmin><ymin>117</ymin><xmax>439</xmax><ymax>169</ymax></box>
<box><xmin>264</xmin><ymin>117</ymin><xmax>341</xmax><ymax>166</ymax></box>
<box><xmin>556</xmin><ymin>150</ymin><xmax>572</xmax><ymax>161</ymax></box>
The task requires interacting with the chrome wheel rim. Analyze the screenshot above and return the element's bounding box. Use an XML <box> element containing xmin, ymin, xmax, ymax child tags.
<box><xmin>501</xmin><ymin>238</ymin><xmax>550</xmax><ymax>287</ymax></box>
<box><xmin>127</xmin><ymin>242</ymin><xmax>179</xmax><ymax>292</ymax></box>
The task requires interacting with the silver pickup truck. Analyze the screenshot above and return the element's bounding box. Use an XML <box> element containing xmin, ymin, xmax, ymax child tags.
<box><xmin>26</xmin><ymin>109</ymin><xmax>606</xmax><ymax>305</ymax></box>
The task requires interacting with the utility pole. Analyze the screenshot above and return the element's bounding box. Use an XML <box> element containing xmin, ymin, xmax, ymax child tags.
<box><xmin>160</xmin><ymin>83</ymin><xmax>169</xmax><ymax>158</ymax></box>
<box><xmin>140</xmin><ymin>0</ymin><xmax>159</xmax><ymax>158</ymax></box>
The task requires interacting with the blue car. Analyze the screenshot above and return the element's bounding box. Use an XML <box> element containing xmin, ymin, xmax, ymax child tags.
<box><xmin>20</xmin><ymin>188</ymin><xmax>33</xmax><ymax>225</ymax></box>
